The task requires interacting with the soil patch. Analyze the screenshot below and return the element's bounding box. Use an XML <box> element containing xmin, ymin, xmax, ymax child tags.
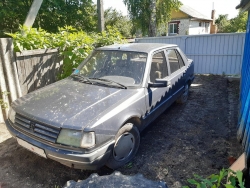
<box><xmin>0</xmin><ymin>75</ymin><xmax>242</xmax><ymax>188</ymax></box>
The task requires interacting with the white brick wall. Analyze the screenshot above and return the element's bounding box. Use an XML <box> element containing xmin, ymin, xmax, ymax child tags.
<box><xmin>189</xmin><ymin>20</ymin><xmax>211</xmax><ymax>35</ymax></box>
<box><xmin>179</xmin><ymin>19</ymin><xmax>190</xmax><ymax>35</ymax></box>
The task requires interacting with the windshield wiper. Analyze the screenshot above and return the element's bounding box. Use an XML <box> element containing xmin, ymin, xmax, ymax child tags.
<box><xmin>88</xmin><ymin>77</ymin><xmax>127</xmax><ymax>89</ymax></box>
<box><xmin>71</xmin><ymin>74</ymin><xmax>93</xmax><ymax>84</ymax></box>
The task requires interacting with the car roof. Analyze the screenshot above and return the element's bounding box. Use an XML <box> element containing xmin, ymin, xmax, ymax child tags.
<box><xmin>96</xmin><ymin>43</ymin><xmax>178</xmax><ymax>53</ymax></box>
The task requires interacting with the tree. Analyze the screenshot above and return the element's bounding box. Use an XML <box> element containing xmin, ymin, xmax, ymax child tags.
<box><xmin>0</xmin><ymin>0</ymin><xmax>31</xmax><ymax>35</ymax></box>
<box><xmin>215</xmin><ymin>11</ymin><xmax>248</xmax><ymax>33</ymax></box>
<box><xmin>104</xmin><ymin>8</ymin><xmax>132</xmax><ymax>38</ymax></box>
<box><xmin>35</xmin><ymin>0</ymin><xmax>97</xmax><ymax>32</ymax></box>
<box><xmin>215</xmin><ymin>14</ymin><xmax>229</xmax><ymax>33</ymax></box>
<box><xmin>123</xmin><ymin>0</ymin><xmax>181</xmax><ymax>37</ymax></box>
<box><xmin>225</xmin><ymin>11</ymin><xmax>248</xmax><ymax>33</ymax></box>
<box><xmin>0</xmin><ymin>0</ymin><xmax>97</xmax><ymax>35</ymax></box>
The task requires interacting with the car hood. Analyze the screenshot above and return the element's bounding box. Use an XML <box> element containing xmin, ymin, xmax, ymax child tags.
<box><xmin>12</xmin><ymin>78</ymin><xmax>138</xmax><ymax>130</ymax></box>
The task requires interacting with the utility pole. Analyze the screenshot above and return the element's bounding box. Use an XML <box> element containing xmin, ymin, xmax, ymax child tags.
<box><xmin>24</xmin><ymin>0</ymin><xmax>43</xmax><ymax>27</ymax></box>
<box><xmin>97</xmin><ymin>0</ymin><xmax>104</xmax><ymax>32</ymax></box>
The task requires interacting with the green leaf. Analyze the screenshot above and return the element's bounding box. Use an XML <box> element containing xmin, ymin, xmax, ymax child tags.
<box><xmin>201</xmin><ymin>179</ymin><xmax>213</xmax><ymax>186</ymax></box>
<box><xmin>200</xmin><ymin>182</ymin><xmax>207</xmax><ymax>188</ymax></box>
<box><xmin>209</xmin><ymin>174</ymin><xmax>219</xmax><ymax>183</ymax></box>
<box><xmin>224</xmin><ymin>184</ymin><xmax>235</xmax><ymax>188</ymax></box>
<box><xmin>187</xmin><ymin>179</ymin><xmax>199</xmax><ymax>185</ymax></box>
<box><xmin>236</xmin><ymin>171</ymin><xmax>245</xmax><ymax>188</ymax></box>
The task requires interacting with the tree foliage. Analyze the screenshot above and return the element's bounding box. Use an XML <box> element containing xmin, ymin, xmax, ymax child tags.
<box><xmin>0</xmin><ymin>0</ymin><xmax>97</xmax><ymax>35</ymax></box>
<box><xmin>123</xmin><ymin>0</ymin><xmax>181</xmax><ymax>36</ymax></box>
<box><xmin>225</xmin><ymin>11</ymin><xmax>248</xmax><ymax>33</ymax></box>
<box><xmin>104</xmin><ymin>8</ymin><xmax>132</xmax><ymax>38</ymax></box>
<box><xmin>7</xmin><ymin>25</ymin><xmax>126</xmax><ymax>79</ymax></box>
<box><xmin>215</xmin><ymin>14</ymin><xmax>230</xmax><ymax>33</ymax></box>
<box><xmin>216</xmin><ymin>11</ymin><xmax>248</xmax><ymax>33</ymax></box>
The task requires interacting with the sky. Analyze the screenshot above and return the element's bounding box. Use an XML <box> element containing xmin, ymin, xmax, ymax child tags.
<box><xmin>94</xmin><ymin>0</ymin><xmax>241</xmax><ymax>19</ymax></box>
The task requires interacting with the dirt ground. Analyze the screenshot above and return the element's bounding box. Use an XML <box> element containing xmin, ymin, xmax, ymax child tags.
<box><xmin>0</xmin><ymin>75</ymin><xmax>243</xmax><ymax>188</ymax></box>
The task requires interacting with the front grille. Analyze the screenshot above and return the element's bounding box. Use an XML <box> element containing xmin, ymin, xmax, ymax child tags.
<box><xmin>14</xmin><ymin>113</ymin><xmax>60</xmax><ymax>143</ymax></box>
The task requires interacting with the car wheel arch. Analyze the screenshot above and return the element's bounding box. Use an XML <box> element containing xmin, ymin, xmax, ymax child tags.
<box><xmin>117</xmin><ymin>115</ymin><xmax>142</xmax><ymax>133</ymax></box>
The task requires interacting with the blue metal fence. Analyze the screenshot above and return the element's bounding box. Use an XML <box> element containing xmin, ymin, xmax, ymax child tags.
<box><xmin>237</xmin><ymin>11</ymin><xmax>250</xmax><ymax>161</ymax></box>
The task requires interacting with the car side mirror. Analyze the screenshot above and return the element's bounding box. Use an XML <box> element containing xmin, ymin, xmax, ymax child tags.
<box><xmin>148</xmin><ymin>79</ymin><xmax>170</xmax><ymax>88</ymax></box>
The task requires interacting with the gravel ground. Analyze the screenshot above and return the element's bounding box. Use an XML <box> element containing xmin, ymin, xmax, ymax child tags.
<box><xmin>0</xmin><ymin>75</ymin><xmax>243</xmax><ymax>188</ymax></box>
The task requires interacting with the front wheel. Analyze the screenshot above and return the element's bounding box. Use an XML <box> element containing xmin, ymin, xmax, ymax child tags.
<box><xmin>176</xmin><ymin>84</ymin><xmax>189</xmax><ymax>104</ymax></box>
<box><xmin>106</xmin><ymin>123</ymin><xmax>140</xmax><ymax>169</ymax></box>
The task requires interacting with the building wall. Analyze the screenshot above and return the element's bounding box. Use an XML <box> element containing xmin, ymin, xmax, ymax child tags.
<box><xmin>171</xmin><ymin>10</ymin><xmax>189</xmax><ymax>19</ymax></box>
<box><xmin>189</xmin><ymin>20</ymin><xmax>211</xmax><ymax>35</ymax></box>
<box><xmin>179</xmin><ymin>19</ymin><xmax>190</xmax><ymax>35</ymax></box>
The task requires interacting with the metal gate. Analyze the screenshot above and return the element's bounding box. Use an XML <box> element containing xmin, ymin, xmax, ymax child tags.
<box><xmin>237</xmin><ymin>11</ymin><xmax>250</xmax><ymax>161</ymax></box>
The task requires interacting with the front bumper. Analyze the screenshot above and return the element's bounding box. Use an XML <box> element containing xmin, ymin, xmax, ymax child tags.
<box><xmin>5</xmin><ymin>119</ymin><xmax>114</xmax><ymax>170</ymax></box>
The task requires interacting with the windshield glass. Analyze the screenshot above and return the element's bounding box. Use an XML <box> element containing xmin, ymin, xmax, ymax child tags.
<box><xmin>73</xmin><ymin>50</ymin><xmax>147</xmax><ymax>87</ymax></box>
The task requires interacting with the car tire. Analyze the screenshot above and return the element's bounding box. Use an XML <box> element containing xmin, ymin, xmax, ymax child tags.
<box><xmin>176</xmin><ymin>84</ymin><xmax>189</xmax><ymax>104</ymax></box>
<box><xmin>106</xmin><ymin>123</ymin><xmax>140</xmax><ymax>169</ymax></box>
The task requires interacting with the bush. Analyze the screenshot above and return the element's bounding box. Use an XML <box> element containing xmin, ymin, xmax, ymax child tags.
<box><xmin>183</xmin><ymin>169</ymin><xmax>245</xmax><ymax>188</ymax></box>
<box><xmin>7</xmin><ymin>25</ymin><xmax>126</xmax><ymax>79</ymax></box>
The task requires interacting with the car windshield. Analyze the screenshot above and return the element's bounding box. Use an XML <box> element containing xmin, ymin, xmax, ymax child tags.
<box><xmin>72</xmin><ymin>50</ymin><xmax>147</xmax><ymax>87</ymax></box>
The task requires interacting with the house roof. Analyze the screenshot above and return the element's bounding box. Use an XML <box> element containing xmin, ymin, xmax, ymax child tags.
<box><xmin>236</xmin><ymin>0</ymin><xmax>250</xmax><ymax>11</ymax></box>
<box><xmin>179</xmin><ymin>5</ymin><xmax>212</xmax><ymax>21</ymax></box>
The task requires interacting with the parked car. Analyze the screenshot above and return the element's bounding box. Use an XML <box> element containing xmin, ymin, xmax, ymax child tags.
<box><xmin>6</xmin><ymin>43</ymin><xmax>194</xmax><ymax>170</ymax></box>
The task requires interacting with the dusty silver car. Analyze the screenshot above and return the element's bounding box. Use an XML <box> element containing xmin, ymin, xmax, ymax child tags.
<box><xmin>6</xmin><ymin>43</ymin><xmax>194</xmax><ymax>170</ymax></box>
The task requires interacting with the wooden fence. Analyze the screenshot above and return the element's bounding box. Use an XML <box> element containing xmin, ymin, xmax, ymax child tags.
<box><xmin>135</xmin><ymin>33</ymin><xmax>245</xmax><ymax>75</ymax></box>
<box><xmin>0</xmin><ymin>38</ymin><xmax>62</xmax><ymax>122</ymax></box>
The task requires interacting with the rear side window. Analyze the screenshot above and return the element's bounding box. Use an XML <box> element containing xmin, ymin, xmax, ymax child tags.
<box><xmin>176</xmin><ymin>50</ymin><xmax>185</xmax><ymax>68</ymax></box>
<box><xmin>167</xmin><ymin>49</ymin><xmax>179</xmax><ymax>73</ymax></box>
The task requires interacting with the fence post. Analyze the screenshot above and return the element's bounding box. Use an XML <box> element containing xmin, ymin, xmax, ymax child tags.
<box><xmin>0</xmin><ymin>38</ymin><xmax>22</xmax><ymax>121</ymax></box>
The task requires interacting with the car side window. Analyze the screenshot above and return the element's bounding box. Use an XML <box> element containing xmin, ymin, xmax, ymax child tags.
<box><xmin>176</xmin><ymin>50</ymin><xmax>185</xmax><ymax>68</ymax></box>
<box><xmin>150</xmin><ymin>51</ymin><xmax>168</xmax><ymax>82</ymax></box>
<box><xmin>167</xmin><ymin>49</ymin><xmax>180</xmax><ymax>74</ymax></box>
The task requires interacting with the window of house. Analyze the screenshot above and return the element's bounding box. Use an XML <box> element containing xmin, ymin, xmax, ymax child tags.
<box><xmin>205</xmin><ymin>22</ymin><xmax>210</xmax><ymax>32</ymax></box>
<box><xmin>150</xmin><ymin>51</ymin><xmax>168</xmax><ymax>82</ymax></box>
<box><xmin>169</xmin><ymin>23</ymin><xmax>178</xmax><ymax>34</ymax></box>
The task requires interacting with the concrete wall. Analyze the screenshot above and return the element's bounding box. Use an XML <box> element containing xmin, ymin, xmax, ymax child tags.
<box><xmin>16</xmin><ymin>49</ymin><xmax>62</xmax><ymax>95</ymax></box>
<box><xmin>0</xmin><ymin>38</ymin><xmax>22</xmax><ymax>122</ymax></box>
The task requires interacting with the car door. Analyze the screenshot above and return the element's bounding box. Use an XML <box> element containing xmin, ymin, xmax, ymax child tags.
<box><xmin>166</xmin><ymin>48</ymin><xmax>187</xmax><ymax>102</ymax></box>
<box><xmin>143</xmin><ymin>50</ymin><xmax>172</xmax><ymax>124</ymax></box>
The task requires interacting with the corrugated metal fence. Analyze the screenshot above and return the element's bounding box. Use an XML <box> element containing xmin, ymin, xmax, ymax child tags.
<box><xmin>0</xmin><ymin>38</ymin><xmax>62</xmax><ymax>122</ymax></box>
<box><xmin>237</xmin><ymin>11</ymin><xmax>250</xmax><ymax>162</ymax></box>
<box><xmin>135</xmin><ymin>33</ymin><xmax>245</xmax><ymax>75</ymax></box>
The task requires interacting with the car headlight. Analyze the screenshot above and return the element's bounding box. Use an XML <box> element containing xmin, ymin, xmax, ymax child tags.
<box><xmin>8</xmin><ymin>108</ymin><xmax>16</xmax><ymax>123</ymax></box>
<box><xmin>57</xmin><ymin>129</ymin><xmax>95</xmax><ymax>148</ymax></box>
